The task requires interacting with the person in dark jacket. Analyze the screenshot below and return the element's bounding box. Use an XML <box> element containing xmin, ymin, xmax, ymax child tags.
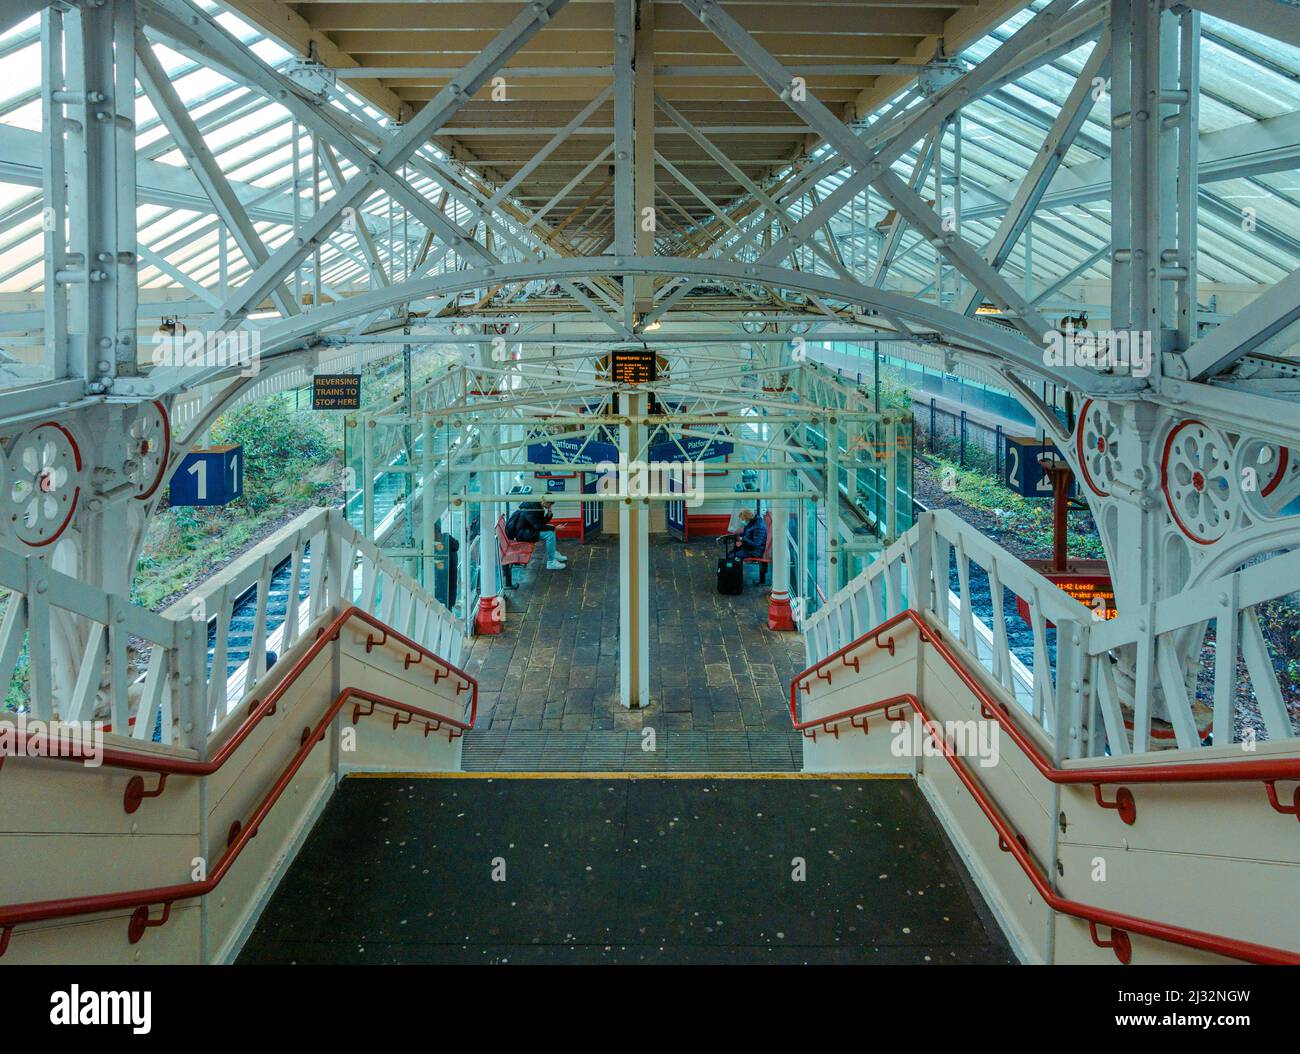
<box><xmin>431</xmin><ymin>521</ymin><xmax>459</xmax><ymax>607</ymax></box>
<box><xmin>726</xmin><ymin>507</ymin><xmax>767</xmax><ymax>559</ymax></box>
<box><xmin>519</xmin><ymin>500</ymin><xmax>568</xmax><ymax>570</ymax></box>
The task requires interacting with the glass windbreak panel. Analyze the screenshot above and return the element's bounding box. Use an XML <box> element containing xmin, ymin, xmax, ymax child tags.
<box><xmin>842</xmin><ymin>547</ymin><xmax>870</xmax><ymax>582</ymax></box>
<box><xmin>368</xmin><ymin>410</ymin><xmax>413</xmax><ymax>542</ymax></box>
<box><xmin>839</xmin><ymin>413</ymin><xmax>913</xmax><ymax>545</ymax></box>
<box><xmin>795</xmin><ymin>498</ymin><xmax>826</xmax><ymax>616</ymax></box>
<box><xmin>430</xmin><ymin>415</ymin><xmax>473</xmax><ymax>627</ymax></box>
<box><xmin>895</xmin><ymin>422</ymin><xmax>916</xmax><ymax>533</ymax></box>
<box><xmin>782</xmin><ymin>506</ymin><xmax>798</xmax><ymax>600</ymax></box>
<box><xmin>789</xmin><ymin>494</ymin><xmax>817</xmax><ymax>619</ymax></box>
<box><xmin>343</xmin><ymin>413</ymin><xmax>363</xmax><ymax>528</ymax></box>
<box><xmin>444</xmin><ymin>413</ymin><xmax>486</xmax><ymax>634</ymax></box>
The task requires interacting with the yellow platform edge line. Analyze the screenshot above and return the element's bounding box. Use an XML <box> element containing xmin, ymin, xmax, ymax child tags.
<box><xmin>345</xmin><ymin>770</ymin><xmax>909</xmax><ymax>781</ymax></box>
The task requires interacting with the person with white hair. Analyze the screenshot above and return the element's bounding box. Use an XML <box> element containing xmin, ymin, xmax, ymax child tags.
<box><xmin>724</xmin><ymin>506</ymin><xmax>767</xmax><ymax>561</ymax></box>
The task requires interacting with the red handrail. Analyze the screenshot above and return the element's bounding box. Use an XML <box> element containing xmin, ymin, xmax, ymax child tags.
<box><xmin>0</xmin><ymin>605</ymin><xmax>477</xmax><ymax>809</ymax></box>
<box><xmin>790</xmin><ymin>608</ymin><xmax>1300</xmax><ymax>966</ymax></box>
<box><xmin>792</xmin><ymin>609</ymin><xmax>1300</xmax><ymax>790</ymax></box>
<box><xmin>0</xmin><ymin>608</ymin><xmax>476</xmax><ymax>957</ymax></box>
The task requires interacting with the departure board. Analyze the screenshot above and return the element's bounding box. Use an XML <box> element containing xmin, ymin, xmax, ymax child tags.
<box><xmin>610</xmin><ymin>348</ymin><xmax>657</xmax><ymax>385</ymax></box>
<box><xmin>1047</xmin><ymin>574</ymin><xmax>1117</xmax><ymax>619</ymax></box>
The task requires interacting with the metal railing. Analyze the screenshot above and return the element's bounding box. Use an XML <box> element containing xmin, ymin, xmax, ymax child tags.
<box><xmin>789</xmin><ymin>608</ymin><xmax>1300</xmax><ymax>965</ymax></box>
<box><xmin>0</xmin><ymin>604</ymin><xmax>477</xmax><ymax>956</ymax></box>
<box><xmin>0</xmin><ymin>507</ymin><xmax>464</xmax><ymax>753</ymax></box>
<box><xmin>802</xmin><ymin>509</ymin><xmax>1299</xmax><ymax>758</ymax></box>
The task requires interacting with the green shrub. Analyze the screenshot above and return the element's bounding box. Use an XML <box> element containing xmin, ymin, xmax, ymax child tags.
<box><xmin>210</xmin><ymin>394</ymin><xmax>335</xmax><ymax>513</ymax></box>
<box><xmin>928</xmin><ymin>456</ymin><xmax>1106</xmax><ymax>559</ymax></box>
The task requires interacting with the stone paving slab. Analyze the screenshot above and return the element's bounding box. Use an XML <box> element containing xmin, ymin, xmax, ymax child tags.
<box><xmin>460</xmin><ymin>534</ymin><xmax>808</xmax><ymax>771</ymax></box>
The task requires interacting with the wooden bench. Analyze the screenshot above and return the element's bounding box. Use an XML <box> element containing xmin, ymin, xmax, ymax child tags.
<box><xmin>743</xmin><ymin>511</ymin><xmax>773</xmax><ymax>585</ymax></box>
<box><xmin>496</xmin><ymin>514</ymin><xmax>535</xmax><ymax>588</ymax></box>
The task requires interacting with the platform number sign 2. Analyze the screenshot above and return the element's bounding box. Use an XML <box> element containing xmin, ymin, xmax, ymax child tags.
<box><xmin>169</xmin><ymin>444</ymin><xmax>244</xmax><ymax>507</ymax></box>
<box><xmin>1003</xmin><ymin>436</ymin><xmax>1058</xmax><ymax>498</ymax></box>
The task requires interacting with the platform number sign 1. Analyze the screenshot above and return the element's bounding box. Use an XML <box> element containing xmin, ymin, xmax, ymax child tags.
<box><xmin>169</xmin><ymin>444</ymin><xmax>244</xmax><ymax>506</ymax></box>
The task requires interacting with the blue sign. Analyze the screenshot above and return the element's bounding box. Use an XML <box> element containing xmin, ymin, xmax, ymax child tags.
<box><xmin>1003</xmin><ymin>436</ymin><xmax>1074</xmax><ymax>498</ymax></box>
<box><xmin>582</xmin><ymin>472</ymin><xmax>602</xmax><ymax>538</ymax></box>
<box><xmin>527</xmin><ymin>437</ymin><xmax>619</xmax><ymax>466</ymax></box>
<box><xmin>666</xmin><ymin>471</ymin><xmax>686</xmax><ymax>538</ymax></box>
<box><xmin>169</xmin><ymin>445</ymin><xmax>243</xmax><ymax>506</ymax></box>
<box><xmin>545</xmin><ymin>476</ymin><xmax>567</xmax><ymax>493</ymax></box>
<box><xmin>648</xmin><ymin>434</ymin><xmax>734</xmax><ymax>462</ymax></box>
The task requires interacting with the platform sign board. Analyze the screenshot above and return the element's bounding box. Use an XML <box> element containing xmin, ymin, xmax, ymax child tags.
<box><xmin>610</xmin><ymin>348</ymin><xmax>657</xmax><ymax>385</ymax></box>
<box><xmin>648</xmin><ymin>434</ymin><xmax>734</xmax><ymax>462</ymax></box>
<box><xmin>312</xmin><ymin>373</ymin><xmax>361</xmax><ymax>410</ymax></box>
<box><xmin>527</xmin><ymin>437</ymin><xmax>619</xmax><ymax>466</ymax></box>
<box><xmin>1003</xmin><ymin>435</ymin><xmax>1068</xmax><ymax>497</ymax></box>
<box><xmin>169</xmin><ymin>444</ymin><xmax>243</xmax><ymax>507</ymax></box>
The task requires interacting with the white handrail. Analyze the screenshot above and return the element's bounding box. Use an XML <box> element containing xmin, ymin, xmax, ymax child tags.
<box><xmin>0</xmin><ymin>546</ymin><xmax>195</xmax><ymax>746</ymax></box>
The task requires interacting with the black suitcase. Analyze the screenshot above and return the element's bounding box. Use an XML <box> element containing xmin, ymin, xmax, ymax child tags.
<box><xmin>717</xmin><ymin>555</ymin><xmax>743</xmax><ymax>595</ymax></box>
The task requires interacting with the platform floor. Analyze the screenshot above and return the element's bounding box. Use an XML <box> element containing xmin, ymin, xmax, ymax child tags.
<box><xmin>460</xmin><ymin>534</ymin><xmax>807</xmax><ymax>771</ymax></box>
<box><xmin>238</xmin><ymin>776</ymin><xmax>1016</xmax><ymax>964</ymax></box>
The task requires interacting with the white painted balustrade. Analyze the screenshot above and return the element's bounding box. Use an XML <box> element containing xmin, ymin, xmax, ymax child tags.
<box><xmin>802</xmin><ymin>510</ymin><xmax>1298</xmax><ymax>759</ymax></box>
<box><xmin>0</xmin><ymin>507</ymin><xmax>464</xmax><ymax>753</ymax></box>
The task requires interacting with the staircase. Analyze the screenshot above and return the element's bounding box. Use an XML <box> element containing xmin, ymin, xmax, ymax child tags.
<box><xmin>238</xmin><ymin>775</ymin><xmax>1014</xmax><ymax>965</ymax></box>
<box><xmin>795</xmin><ymin>512</ymin><xmax>1300</xmax><ymax>965</ymax></box>
<box><xmin>0</xmin><ymin>508</ymin><xmax>474</xmax><ymax>963</ymax></box>
<box><xmin>1</xmin><ymin>508</ymin><xmax>1296</xmax><ymax>965</ymax></box>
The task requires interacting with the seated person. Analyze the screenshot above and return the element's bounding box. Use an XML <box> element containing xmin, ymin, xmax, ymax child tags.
<box><xmin>517</xmin><ymin>499</ymin><xmax>568</xmax><ymax>571</ymax></box>
<box><xmin>723</xmin><ymin>507</ymin><xmax>767</xmax><ymax>560</ymax></box>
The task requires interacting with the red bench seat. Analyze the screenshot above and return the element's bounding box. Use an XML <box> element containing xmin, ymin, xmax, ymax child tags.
<box><xmin>496</xmin><ymin>514</ymin><xmax>536</xmax><ymax>587</ymax></box>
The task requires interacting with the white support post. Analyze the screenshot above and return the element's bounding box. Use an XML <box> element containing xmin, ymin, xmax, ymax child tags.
<box><xmin>1107</xmin><ymin>3</ymin><xmax>1175</xmax><ymax>616</ymax></box>
<box><xmin>62</xmin><ymin>0</ymin><xmax>138</xmax><ymax>385</ymax></box>
<box><xmin>475</xmin><ymin>420</ymin><xmax>503</xmax><ymax>635</ymax></box>
<box><xmin>1174</xmin><ymin>8</ymin><xmax>1200</xmax><ymax>352</ymax></box>
<box><xmin>40</xmin><ymin>6</ymin><xmax>68</xmax><ymax>380</ymax></box>
<box><xmin>824</xmin><ymin>415</ymin><xmax>842</xmax><ymax>595</ymax></box>
<box><xmin>36</xmin><ymin>3</ymin><xmax>143</xmax><ymax>709</ymax></box>
<box><xmin>619</xmin><ymin>390</ymin><xmax>651</xmax><ymax>708</ymax></box>
<box><xmin>633</xmin><ymin>3</ymin><xmax>654</xmax><ymax>305</ymax></box>
<box><xmin>768</xmin><ymin>464</ymin><xmax>795</xmax><ymax>631</ymax></box>
<box><xmin>886</xmin><ymin>415</ymin><xmax>899</xmax><ymax>540</ymax></box>
<box><xmin>795</xmin><ymin>484</ymin><xmax>808</xmax><ymax>618</ymax></box>
<box><xmin>422</xmin><ymin>412</ymin><xmax>435</xmax><ymax>591</ymax></box>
